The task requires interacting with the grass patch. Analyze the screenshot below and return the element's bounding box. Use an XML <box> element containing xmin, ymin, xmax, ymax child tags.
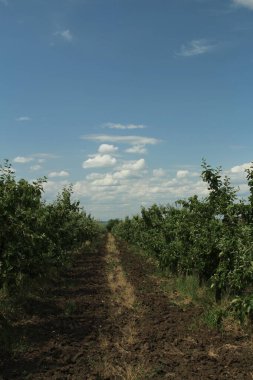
<box><xmin>175</xmin><ymin>275</ymin><xmax>214</xmax><ymax>305</ymax></box>
<box><xmin>201</xmin><ymin>305</ymin><xmax>225</xmax><ymax>330</ymax></box>
<box><xmin>157</xmin><ymin>273</ymin><xmax>214</xmax><ymax>310</ymax></box>
<box><xmin>105</xmin><ymin>258</ymin><xmax>118</xmax><ymax>271</ymax></box>
<box><xmin>64</xmin><ymin>300</ymin><xmax>77</xmax><ymax>316</ymax></box>
<box><xmin>95</xmin><ymin>359</ymin><xmax>153</xmax><ymax>380</ymax></box>
<box><xmin>127</xmin><ymin>247</ymin><xmax>232</xmax><ymax>330</ymax></box>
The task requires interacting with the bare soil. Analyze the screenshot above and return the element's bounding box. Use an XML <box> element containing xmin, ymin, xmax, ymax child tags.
<box><xmin>1</xmin><ymin>234</ymin><xmax>253</xmax><ymax>379</ymax></box>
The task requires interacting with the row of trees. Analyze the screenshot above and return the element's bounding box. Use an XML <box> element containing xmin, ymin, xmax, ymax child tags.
<box><xmin>0</xmin><ymin>160</ymin><xmax>103</xmax><ymax>293</ymax></box>
<box><xmin>112</xmin><ymin>161</ymin><xmax>253</xmax><ymax>320</ymax></box>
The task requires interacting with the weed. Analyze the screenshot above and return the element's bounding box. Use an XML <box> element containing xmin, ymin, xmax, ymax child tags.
<box><xmin>202</xmin><ymin>306</ymin><xmax>225</xmax><ymax>330</ymax></box>
<box><xmin>106</xmin><ymin>258</ymin><xmax>118</xmax><ymax>271</ymax></box>
<box><xmin>64</xmin><ymin>300</ymin><xmax>77</xmax><ymax>316</ymax></box>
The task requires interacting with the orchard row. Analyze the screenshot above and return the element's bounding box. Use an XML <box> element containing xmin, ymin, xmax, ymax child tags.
<box><xmin>112</xmin><ymin>161</ymin><xmax>253</xmax><ymax>322</ymax></box>
<box><xmin>0</xmin><ymin>160</ymin><xmax>103</xmax><ymax>293</ymax></box>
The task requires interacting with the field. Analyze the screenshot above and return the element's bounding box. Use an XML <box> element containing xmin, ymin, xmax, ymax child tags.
<box><xmin>1</xmin><ymin>161</ymin><xmax>253</xmax><ymax>379</ymax></box>
<box><xmin>1</xmin><ymin>234</ymin><xmax>253</xmax><ymax>379</ymax></box>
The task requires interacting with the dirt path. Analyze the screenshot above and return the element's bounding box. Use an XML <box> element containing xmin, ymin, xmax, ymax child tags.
<box><xmin>1</xmin><ymin>234</ymin><xmax>253</xmax><ymax>379</ymax></box>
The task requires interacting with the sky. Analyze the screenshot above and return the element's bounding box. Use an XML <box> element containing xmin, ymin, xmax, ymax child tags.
<box><xmin>1</xmin><ymin>0</ymin><xmax>253</xmax><ymax>220</ymax></box>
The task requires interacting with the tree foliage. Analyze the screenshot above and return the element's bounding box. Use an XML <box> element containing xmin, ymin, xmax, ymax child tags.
<box><xmin>113</xmin><ymin>161</ymin><xmax>253</xmax><ymax>318</ymax></box>
<box><xmin>0</xmin><ymin>160</ymin><xmax>102</xmax><ymax>292</ymax></box>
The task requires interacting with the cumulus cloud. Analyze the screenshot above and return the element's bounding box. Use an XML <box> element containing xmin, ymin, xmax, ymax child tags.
<box><xmin>176</xmin><ymin>39</ymin><xmax>216</xmax><ymax>57</ymax></box>
<box><xmin>13</xmin><ymin>156</ymin><xmax>33</xmax><ymax>164</ymax></box>
<box><xmin>48</xmin><ymin>170</ymin><xmax>70</xmax><ymax>178</ymax></box>
<box><xmin>121</xmin><ymin>158</ymin><xmax>145</xmax><ymax>171</ymax></box>
<box><xmin>113</xmin><ymin>160</ymin><xmax>146</xmax><ymax>180</ymax></box>
<box><xmin>54</xmin><ymin>29</ymin><xmax>73</xmax><ymax>42</ymax></box>
<box><xmin>13</xmin><ymin>152</ymin><xmax>58</xmax><ymax>167</ymax></box>
<box><xmin>82</xmin><ymin>154</ymin><xmax>117</xmax><ymax>168</ymax></box>
<box><xmin>125</xmin><ymin>145</ymin><xmax>147</xmax><ymax>154</ymax></box>
<box><xmin>82</xmin><ymin>134</ymin><xmax>160</xmax><ymax>146</ymax></box>
<box><xmin>16</xmin><ymin>116</ymin><xmax>31</xmax><ymax>122</ymax></box>
<box><xmin>30</xmin><ymin>165</ymin><xmax>42</xmax><ymax>172</ymax></box>
<box><xmin>104</xmin><ymin>123</ymin><xmax>146</xmax><ymax>130</ymax></box>
<box><xmin>153</xmin><ymin>168</ymin><xmax>166</xmax><ymax>177</ymax></box>
<box><xmin>72</xmin><ymin>181</ymin><xmax>89</xmax><ymax>197</ymax></box>
<box><xmin>91</xmin><ymin>173</ymin><xmax>119</xmax><ymax>187</ymax></box>
<box><xmin>84</xmin><ymin>159</ymin><xmax>146</xmax><ymax>184</ymax></box>
<box><xmin>176</xmin><ymin>170</ymin><xmax>190</xmax><ymax>178</ymax></box>
<box><xmin>230</xmin><ymin>162</ymin><xmax>252</xmax><ymax>173</ymax></box>
<box><xmin>41</xmin><ymin>159</ymin><xmax>253</xmax><ymax>220</ymax></box>
<box><xmin>43</xmin><ymin>180</ymin><xmax>70</xmax><ymax>194</ymax></box>
<box><xmin>233</xmin><ymin>0</ymin><xmax>253</xmax><ymax>9</ymax></box>
<box><xmin>113</xmin><ymin>169</ymin><xmax>133</xmax><ymax>179</ymax></box>
<box><xmin>98</xmin><ymin>144</ymin><xmax>118</xmax><ymax>154</ymax></box>
<box><xmin>85</xmin><ymin>172</ymin><xmax>102</xmax><ymax>180</ymax></box>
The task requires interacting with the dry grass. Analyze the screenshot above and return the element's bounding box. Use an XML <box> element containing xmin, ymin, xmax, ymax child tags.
<box><xmin>95</xmin><ymin>234</ymin><xmax>153</xmax><ymax>379</ymax></box>
<box><xmin>98</xmin><ymin>334</ymin><xmax>110</xmax><ymax>350</ymax></box>
<box><xmin>207</xmin><ymin>347</ymin><xmax>219</xmax><ymax>359</ymax></box>
<box><xmin>96</xmin><ymin>359</ymin><xmax>151</xmax><ymax>380</ymax></box>
<box><xmin>121</xmin><ymin>322</ymin><xmax>137</xmax><ymax>346</ymax></box>
<box><xmin>106</xmin><ymin>234</ymin><xmax>136</xmax><ymax>310</ymax></box>
<box><xmin>222</xmin><ymin>316</ymin><xmax>243</xmax><ymax>335</ymax></box>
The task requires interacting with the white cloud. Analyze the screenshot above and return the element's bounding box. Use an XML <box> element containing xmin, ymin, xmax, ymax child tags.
<box><xmin>54</xmin><ymin>29</ymin><xmax>73</xmax><ymax>42</ymax></box>
<box><xmin>98</xmin><ymin>144</ymin><xmax>118</xmax><ymax>154</ymax></box>
<box><xmin>230</xmin><ymin>162</ymin><xmax>252</xmax><ymax>173</ymax></box>
<box><xmin>85</xmin><ymin>159</ymin><xmax>146</xmax><ymax>184</ymax></box>
<box><xmin>82</xmin><ymin>134</ymin><xmax>160</xmax><ymax>146</ymax></box>
<box><xmin>83</xmin><ymin>133</ymin><xmax>159</xmax><ymax>157</ymax></box>
<box><xmin>41</xmin><ymin>160</ymin><xmax>253</xmax><ymax>220</ymax></box>
<box><xmin>177</xmin><ymin>170</ymin><xmax>190</xmax><ymax>178</ymax></box>
<box><xmin>30</xmin><ymin>165</ymin><xmax>42</xmax><ymax>171</ymax></box>
<box><xmin>113</xmin><ymin>160</ymin><xmax>146</xmax><ymax>179</ymax></box>
<box><xmin>82</xmin><ymin>154</ymin><xmax>117</xmax><ymax>168</ymax></box>
<box><xmin>104</xmin><ymin>123</ymin><xmax>146</xmax><ymax>130</ymax></box>
<box><xmin>72</xmin><ymin>181</ymin><xmax>89</xmax><ymax>197</ymax></box>
<box><xmin>153</xmin><ymin>168</ymin><xmax>166</xmax><ymax>177</ymax></box>
<box><xmin>13</xmin><ymin>156</ymin><xmax>33</xmax><ymax>164</ymax></box>
<box><xmin>61</xmin><ymin>29</ymin><xmax>73</xmax><ymax>41</ymax></box>
<box><xmin>43</xmin><ymin>180</ymin><xmax>69</xmax><ymax>194</ymax></box>
<box><xmin>33</xmin><ymin>153</ymin><xmax>58</xmax><ymax>159</ymax></box>
<box><xmin>113</xmin><ymin>169</ymin><xmax>133</xmax><ymax>179</ymax></box>
<box><xmin>16</xmin><ymin>116</ymin><xmax>31</xmax><ymax>122</ymax></box>
<box><xmin>125</xmin><ymin>145</ymin><xmax>147</xmax><ymax>154</ymax></box>
<box><xmin>91</xmin><ymin>173</ymin><xmax>119</xmax><ymax>187</ymax></box>
<box><xmin>177</xmin><ymin>39</ymin><xmax>216</xmax><ymax>57</ymax></box>
<box><xmin>13</xmin><ymin>152</ymin><xmax>57</xmax><ymax>166</ymax></box>
<box><xmin>48</xmin><ymin>170</ymin><xmax>70</xmax><ymax>178</ymax></box>
<box><xmin>233</xmin><ymin>0</ymin><xmax>253</xmax><ymax>9</ymax></box>
<box><xmin>121</xmin><ymin>158</ymin><xmax>145</xmax><ymax>171</ymax></box>
<box><xmin>86</xmin><ymin>172</ymin><xmax>102</xmax><ymax>180</ymax></box>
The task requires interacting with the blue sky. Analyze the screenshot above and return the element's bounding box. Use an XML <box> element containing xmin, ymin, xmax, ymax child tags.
<box><xmin>1</xmin><ymin>0</ymin><xmax>253</xmax><ymax>219</ymax></box>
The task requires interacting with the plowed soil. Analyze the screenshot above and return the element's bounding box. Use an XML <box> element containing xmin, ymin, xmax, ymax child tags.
<box><xmin>1</xmin><ymin>234</ymin><xmax>253</xmax><ymax>379</ymax></box>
